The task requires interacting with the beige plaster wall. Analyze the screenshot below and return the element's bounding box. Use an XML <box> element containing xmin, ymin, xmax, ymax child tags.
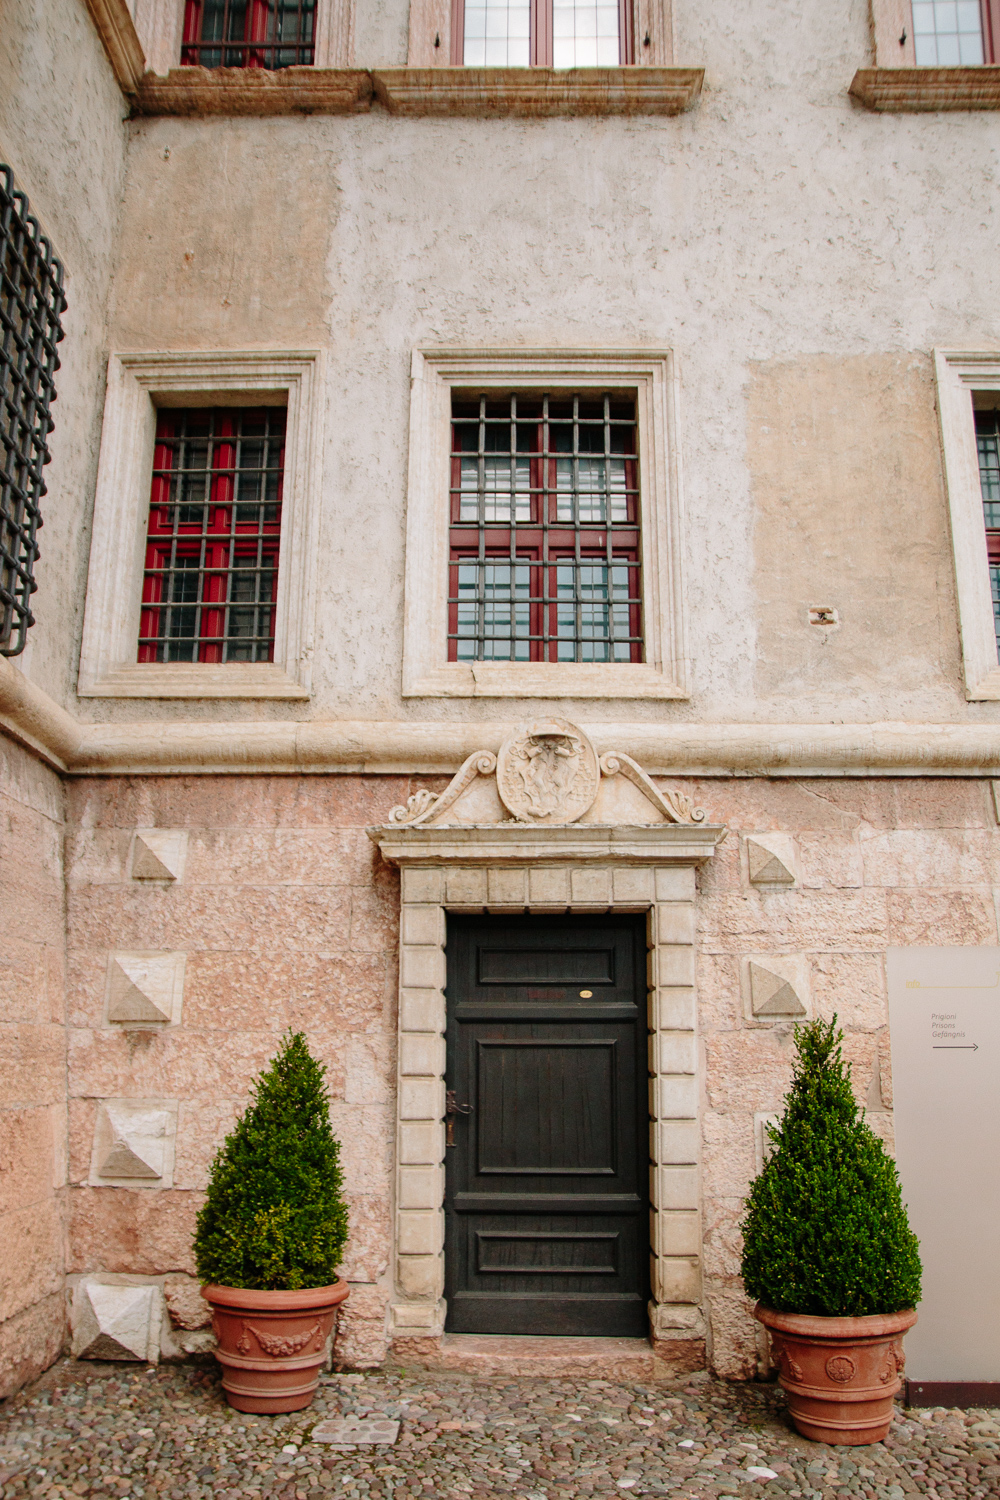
<box><xmin>64</xmin><ymin>773</ymin><xmax>413</xmax><ymax>1367</ymax></box>
<box><xmin>692</xmin><ymin>773</ymin><xmax>999</xmax><ymax>1379</ymax></box>
<box><xmin>0</xmin><ymin>0</ymin><xmax>128</xmax><ymax>708</ymax></box>
<box><xmin>0</xmin><ymin>733</ymin><xmax>69</xmax><ymax>1397</ymax></box>
<box><xmin>70</xmin><ymin>0</ymin><xmax>998</xmax><ymax>728</ymax></box>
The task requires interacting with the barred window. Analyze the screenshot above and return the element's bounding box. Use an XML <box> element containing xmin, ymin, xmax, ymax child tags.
<box><xmin>182</xmin><ymin>0</ymin><xmax>316</xmax><ymax>67</ymax></box>
<box><xmin>138</xmin><ymin>407</ymin><xmax>284</xmax><ymax>664</ymax></box>
<box><xmin>0</xmin><ymin>164</ymin><xmax>66</xmax><ymax>657</ymax></box>
<box><xmin>976</xmin><ymin>406</ymin><xmax>1000</xmax><ymax>655</ymax></box>
<box><xmin>448</xmin><ymin>392</ymin><xmax>641</xmax><ymax>664</ymax></box>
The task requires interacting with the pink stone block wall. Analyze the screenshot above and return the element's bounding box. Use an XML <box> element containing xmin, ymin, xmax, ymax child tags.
<box><xmin>64</xmin><ymin>774</ymin><xmax>414</xmax><ymax>1368</ymax></box>
<box><xmin>687</xmin><ymin>775</ymin><xmax>999</xmax><ymax>1379</ymax></box>
<box><xmin>0</xmin><ymin>734</ymin><xmax>68</xmax><ymax>1397</ymax></box>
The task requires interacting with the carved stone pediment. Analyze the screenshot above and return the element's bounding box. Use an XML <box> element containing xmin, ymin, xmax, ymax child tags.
<box><xmin>387</xmin><ymin>718</ymin><xmax>707</xmax><ymax>829</ymax></box>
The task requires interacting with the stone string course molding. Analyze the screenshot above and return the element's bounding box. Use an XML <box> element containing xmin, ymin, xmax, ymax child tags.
<box><xmin>4</xmin><ymin>658</ymin><xmax>1000</xmax><ymax>777</ymax></box>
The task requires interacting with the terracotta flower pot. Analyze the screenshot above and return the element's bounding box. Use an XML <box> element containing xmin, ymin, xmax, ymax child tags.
<box><xmin>755</xmin><ymin>1304</ymin><xmax>917</xmax><ymax>1446</ymax></box>
<box><xmin>203</xmin><ymin>1280</ymin><xmax>350</xmax><ymax>1414</ymax></box>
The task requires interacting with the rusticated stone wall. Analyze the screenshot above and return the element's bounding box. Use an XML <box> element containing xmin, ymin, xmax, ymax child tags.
<box><xmin>58</xmin><ymin>769</ymin><xmax>1000</xmax><ymax>1378</ymax></box>
<box><xmin>0</xmin><ymin>734</ymin><xmax>68</xmax><ymax>1397</ymax></box>
<box><xmin>691</xmin><ymin>774</ymin><xmax>999</xmax><ymax>1379</ymax></box>
<box><xmin>64</xmin><ymin>773</ymin><xmax>414</xmax><ymax>1368</ymax></box>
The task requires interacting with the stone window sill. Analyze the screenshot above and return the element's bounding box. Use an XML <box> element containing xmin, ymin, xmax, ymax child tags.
<box><xmin>371</xmin><ymin>67</ymin><xmax>704</xmax><ymax>118</ymax></box>
<box><xmin>850</xmin><ymin>66</ymin><xmax>1000</xmax><ymax>111</ymax></box>
<box><xmin>133</xmin><ymin>65</ymin><xmax>703</xmax><ymax>118</ymax></box>
<box><xmin>134</xmin><ymin>66</ymin><xmax>373</xmax><ymax>115</ymax></box>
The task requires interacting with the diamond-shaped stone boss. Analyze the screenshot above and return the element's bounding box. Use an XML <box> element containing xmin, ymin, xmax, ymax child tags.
<box><xmin>130</xmin><ymin>828</ymin><xmax>188</xmax><ymax>882</ymax></box>
<box><xmin>105</xmin><ymin>950</ymin><xmax>186</xmax><ymax>1025</ymax></box>
<box><xmin>90</xmin><ymin>1099</ymin><xmax>178</xmax><ymax>1187</ymax></box>
<box><xmin>71</xmin><ymin>1281</ymin><xmax>162</xmax><ymax>1363</ymax></box>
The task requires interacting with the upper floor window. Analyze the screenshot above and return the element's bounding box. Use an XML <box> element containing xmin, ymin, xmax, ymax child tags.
<box><xmin>181</xmin><ymin>0</ymin><xmax>316</xmax><ymax>67</ymax></box>
<box><xmin>448</xmin><ymin>392</ymin><xmax>641</xmax><ymax>663</ymax></box>
<box><xmin>976</xmin><ymin>405</ymin><xmax>1000</xmax><ymax>653</ymax></box>
<box><xmin>912</xmin><ymin>0</ymin><xmax>998</xmax><ymax>64</ymax></box>
<box><xmin>455</xmin><ymin>0</ymin><xmax>633</xmax><ymax>66</ymax></box>
<box><xmin>139</xmin><ymin>407</ymin><xmax>284</xmax><ymax>664</ymax></box>
<box><xmin>0</xmin><ymin>164</ymin><xmax>65</xmax><ymax>657</ymax></box>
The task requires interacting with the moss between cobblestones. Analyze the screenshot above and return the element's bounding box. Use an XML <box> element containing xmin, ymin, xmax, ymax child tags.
<box><xmin>1</xmin><ymin>1361</ymin><xmax>998</xmax><ymax>1499</ymax></box>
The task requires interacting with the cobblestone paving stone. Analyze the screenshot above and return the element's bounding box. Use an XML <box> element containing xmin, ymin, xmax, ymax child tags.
<box><xmin>2</xmin><ymin>1360</ymin><xmax>999</xmax><ymax>1500</ymax></box>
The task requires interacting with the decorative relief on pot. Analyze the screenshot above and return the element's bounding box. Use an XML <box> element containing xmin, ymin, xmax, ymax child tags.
<box><xmin>496</xmin><ymin>720</ymin><xmax>599</xmax><ymax>824</ymax></box>
<box><xmin>825</xmin><ymin>1354</ymin><xmax>857</xmax><ymax>1383</ymax></box>
<box><xmin>771</xmin><ymin>1337</ymin><xmax>804</xmax><ymax>1383</ymax></box>
<box><xmin>236</xmin><ymin>1320</ymin><xmax>322</xmax><ymax>1358</ymax></box>
<box><xmin>879</xmin><ymin>1342</ymin><xmax>906</xmax><ymax>1383</ymax></box>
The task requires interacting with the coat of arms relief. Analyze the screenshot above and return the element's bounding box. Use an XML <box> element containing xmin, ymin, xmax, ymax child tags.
<box><xmin>388</xmin><ymin>718</ymin><xmax>705</xmax><ymax>829</ymax></box>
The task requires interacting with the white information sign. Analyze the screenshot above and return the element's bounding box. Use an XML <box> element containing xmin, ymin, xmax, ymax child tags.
<box><xmin>887</xmin><ymin>947</ymin><xmax>1000</xmax><ymax>1382</ymax></box>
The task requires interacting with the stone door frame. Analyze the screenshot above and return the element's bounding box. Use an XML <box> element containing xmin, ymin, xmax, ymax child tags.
<box><xmin>372</xmin><ymin>821</ymin><xmax>724</xmax><ymax>1361</ymax></box>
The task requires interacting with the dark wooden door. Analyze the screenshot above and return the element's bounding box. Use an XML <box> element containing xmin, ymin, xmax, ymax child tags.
<box><xmin>444</xmin><ymin>913</ymin><xmax>649</xmax><ymax>1336</ymax></box>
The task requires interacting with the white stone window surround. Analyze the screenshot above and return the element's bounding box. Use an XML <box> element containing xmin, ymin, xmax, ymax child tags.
<box><xmin>372</xmin><ymin>822</ymin><xmax>723</xmax><ymax>1346</ymax></box>
<box><xmin>934</xmin><ymin>349</ymin><xmax>1000</xmax><ymax>701</ymax></box>
<box><xmin>132</xmin><ymin>0</ymin><xmax>354</xmax><ymax>74</ymax></box>
<box><xmin>78</xmin><ymin>350</ymin><xmax>324</xmax><ymax>700</ymax></box>
<box><xmin>403</xmin><ymin>349</ymin><xmax>689</xmax><ymax>700</ymax></box>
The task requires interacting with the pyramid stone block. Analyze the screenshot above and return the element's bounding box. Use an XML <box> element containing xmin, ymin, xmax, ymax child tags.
<box><xmin>748</xmin><ymin>960</ymin><xmax>807</xmax><ymax>1017</ymax></box>
<box><xmin>130</xmin><ymin>829</ymin><xmax>188</xmax><ymax>882</ymax></box>
<box><xmin>90</xmin><ymin>1099</ymin><xmax>178</xmax><ymax>1187</ymax></box>
<box><xmin>746</xmin><ymin>835</ymin><xmax>797</xmax><ymax>888</ymax></box>
<box><xmin>72</xmin><ymin>1280</ymin><xmax>162</xmax><ymax>1363</ymax></box>
<box><xmin>105</xmin><ymin>950</ymin><xmax>185</xmax><ymax>1025</ymax></box>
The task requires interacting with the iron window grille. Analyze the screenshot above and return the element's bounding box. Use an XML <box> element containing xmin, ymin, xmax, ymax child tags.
<box><xmin>448</xmin><ymin>391</ymin><xmax>642</xmax><ymax>664</ymax></box>
<box><xmin>976</xmin><ymin>406</ymin><xmax>1000</xmax><ymax>655</ymax></box>
<box><xmin>0</xmin><ymin>164</ymin><xmax>66</xmax><ymax>657</ymax></box>
<box><xmin>454</xmin><ymin>0</ymin><xmax>634</xmax><ymax>66</ymax></box>
<box><xmin>138</xmin><ymin>407</ymin><xmax>285</xmax><ymax>664</ymax></box>
<box><xmin>182</xmin><ymin>0</ymin><xmax>316</xmax><ymax>67</ymax></box>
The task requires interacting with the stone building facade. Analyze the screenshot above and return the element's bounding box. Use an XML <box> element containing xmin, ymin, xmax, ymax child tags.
<box><xmin>3</xmin><ymin>0</ymin><xmax>1000</xmax><ymax>1397</ymax></box>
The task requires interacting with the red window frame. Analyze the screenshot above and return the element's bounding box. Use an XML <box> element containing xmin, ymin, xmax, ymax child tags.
<box><xmin>182</xmin><ymin>0</ymin><xmax>316</xmax><ymax>68</ymax></box>
<box><xmin>982</xmin><ymin>0</ymin><xmax>1000</xmax><ymax>61</ymax></box>
<box><xmin>450</xmin><ymin>0</ymin><xmax>634</xmax><ymax>66</ymax></box>
<box><xmin>447</xmin><ymin>394</ymin><xmax>642</xmax><ymax>664</ymax></box>
<box><xmin>138</xmin><ymin>407</ymin><xmax>284</xmax><ymax>665</ymax></box>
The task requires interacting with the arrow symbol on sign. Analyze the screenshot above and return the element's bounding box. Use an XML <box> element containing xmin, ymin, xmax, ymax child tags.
<box><xmin>932</xmin><ymin>1043</ymin><xmax>979</xmax><ymax>1051</ymax></box>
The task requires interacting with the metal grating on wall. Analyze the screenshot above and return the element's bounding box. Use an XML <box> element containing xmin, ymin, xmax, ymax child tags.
<box><xmin>0</xmin><ymin>164</ymin><xmax>66</xmax><ymax>657</ymax></box>
<box><xmin>138</xmin><ymin>407</ymin><xmax>285</xmax><ymax>664</ymax></box>
<box><xmin>448</xmin><ymin>391</ymin><xmax>643</xmax><ymax>664</ymax></box>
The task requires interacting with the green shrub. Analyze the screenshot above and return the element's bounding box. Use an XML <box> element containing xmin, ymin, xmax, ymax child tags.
<box><xmin>194</xmin><ymin>1031</ymin><xmax>349</xmax><ymax>1290</ymax></box>
<box><xmin>740</xmin><ymin>1015</ymin><xmax>921</xmax><ymax>1317</ymax></box>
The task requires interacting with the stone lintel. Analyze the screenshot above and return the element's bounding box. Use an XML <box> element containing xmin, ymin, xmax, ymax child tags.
<box><xmin>372</xmin><ymin>822</ymin><xmax>726</xmax><ymax>867</ymax></box>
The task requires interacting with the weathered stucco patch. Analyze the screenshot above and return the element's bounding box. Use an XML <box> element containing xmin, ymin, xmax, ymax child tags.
<box><xmin>749</xmin><ymin>353</ymin><xmax>959</xmax><ymax>704</ymax></box>
<box><xmin>111</xmin><ymin>119</ymin><xmax>340</xmax><ymax>349</ymax></box>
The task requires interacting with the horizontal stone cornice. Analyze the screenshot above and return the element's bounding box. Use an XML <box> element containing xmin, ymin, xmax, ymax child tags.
<box><xmin>131</xmin><ymin>65</ymin><xmax>703</xmax><ymax>118</ymax></box>
<box><xmin>371</xmin><ymin>822</ymin><xmax>727</xmax><ymax>866</ymax></box>
<box><xmin>6</xmin><ymin>659</ymin><xmax>1000</xmax><ymax>777</ymax></box>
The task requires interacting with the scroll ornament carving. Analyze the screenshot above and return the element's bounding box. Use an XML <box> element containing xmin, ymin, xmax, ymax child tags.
<box><xmin>235</xmin><ymin>1320</ymin><xmax>323</xmax><ymax>1357</ymax></box>
<box><xmin>387</xmin><ymin>719</ymin><xmax>705</xmax><ymax>827</ymax></box>
<box><xmin>879</xmin><ymin>1342</ymin><xmax>906</xmax><ymax>1383</ymax></box>
<box><xmin>770</xmin><ymin>1336</ymin><xmax>804</xmax><ymax>1383</ymax></box>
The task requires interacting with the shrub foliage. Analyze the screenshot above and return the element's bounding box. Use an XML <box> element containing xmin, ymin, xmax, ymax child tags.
<box><xmin>741</xmin><ymin>1016</ymin><xmax>921</xmax><ymax>1316</ymax></box>
<box><xmin>194</xmin><ymin>1031</ymin><xmax>349</xmax><ymax>1290</ymax></box>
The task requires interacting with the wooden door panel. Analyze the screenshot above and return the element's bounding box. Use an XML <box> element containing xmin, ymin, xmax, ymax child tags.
<box><xmin>475</xmin><ymin>1037</ymin><xmax>618</xmax><ymax>1176</ymax></box>
<box><xmin>445</xmin><ymin>913</ymin><xmax>649</xmax><ymax>1337</ymax></box>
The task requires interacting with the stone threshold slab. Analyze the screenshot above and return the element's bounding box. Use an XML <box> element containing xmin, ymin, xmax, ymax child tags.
<box><xmin>391</xmin><ymin>1334</ymin><xmax>681</xmax><ymax>1379</ymax></box>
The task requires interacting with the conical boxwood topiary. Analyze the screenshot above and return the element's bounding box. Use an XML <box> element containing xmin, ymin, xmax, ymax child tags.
<box><xmin>741</xmin><ymin>1015</ymin><xmax>921</xmax><ymax>1317</ymax></box>
<box><xmin>194</xmin><ymin>1031</ymin><xmax>349</xmax><ymax>1291</ymax></box>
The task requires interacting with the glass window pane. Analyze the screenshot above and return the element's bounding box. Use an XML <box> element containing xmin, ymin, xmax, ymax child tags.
<box><xmin>465</xmin><ymin>0</ymin><xmax>531</xmax><ymax>65</ymax></box>
<box><xmin>913</xmin><ymin>0</ymin><xmax>984</xmax><ymax>64</ymax></box>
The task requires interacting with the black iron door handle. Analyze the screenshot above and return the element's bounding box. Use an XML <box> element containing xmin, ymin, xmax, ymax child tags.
<box><xmin>445</xmin><ymin>1089</ymin><xmax>473</xmax><ymax>1147</ymax></box>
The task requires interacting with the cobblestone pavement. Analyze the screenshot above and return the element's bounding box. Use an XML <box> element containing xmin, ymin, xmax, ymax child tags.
<box><xmin>2</xmin><ymin>1360</ymin><xmax>999</xmax><ymax>1500</ymax></box>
